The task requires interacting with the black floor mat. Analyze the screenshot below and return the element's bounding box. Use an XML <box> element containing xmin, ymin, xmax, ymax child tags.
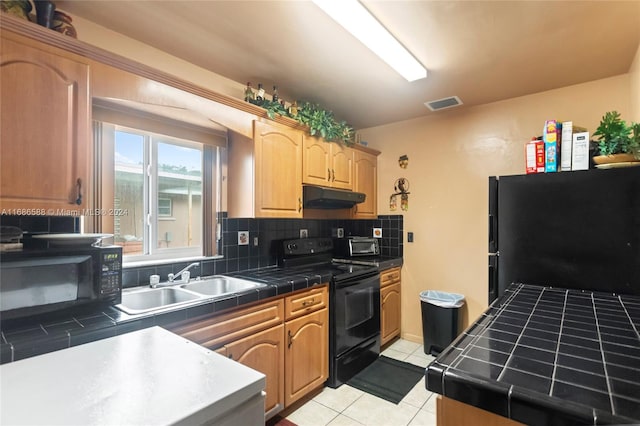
<box><xmin>347</xmin><ymin>356</ymin><xmax>425</xmax><ymax>404</ymax></box>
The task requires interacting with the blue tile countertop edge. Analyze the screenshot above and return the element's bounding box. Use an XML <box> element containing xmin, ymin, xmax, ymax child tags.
<box><xmin>425</xmin><ymin>283</ymin><xmax>640</xmax><ymax>426</ymax></box>
<box><xmin>0</xmin><ymin>265</ymin><xmax>337</xmax><ymax>364</ymax></box>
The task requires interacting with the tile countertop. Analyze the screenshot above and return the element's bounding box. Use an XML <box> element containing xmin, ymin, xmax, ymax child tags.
<box><xmin>0</xmin><ymin>259</ymin><xmax>402</xmax><ymax>364</ymax></box>
<box><xmin>425</xmin><ymin>283</ymin><xmax>640</xmax><ymax>426</ymax></box>
<box><xmin>1</xmin><ymin>327</ymin><xmax>265</xmax><ymax>425</ymax></box>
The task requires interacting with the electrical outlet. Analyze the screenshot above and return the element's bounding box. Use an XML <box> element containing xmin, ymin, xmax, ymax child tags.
<box><xmin>300</xmin><ymin>229</ymin><xmax>308</xmax><ymax>238</ymax></box>
<box><xmin>332</xmin><ymin>227</ymin><xmax>344</xmax><ymax>238</ymax></box>
<box><xmin>408</xmin><ymin>232</ymin><xmax>414</xmax><ymax>243</ymax></box>
<box><xmin>253</xmin><ymin>237</ymin><xmax>259</xmax><ymax>246</ymax></box>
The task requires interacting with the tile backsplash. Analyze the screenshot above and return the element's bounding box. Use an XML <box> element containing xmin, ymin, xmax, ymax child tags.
<box><xmin>1</xmin><ymin>214</ymin><xmax>403</xmax><ymax>288</ymax></box>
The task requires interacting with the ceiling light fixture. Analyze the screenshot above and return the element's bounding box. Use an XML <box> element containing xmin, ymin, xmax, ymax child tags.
<box><xmin>312</xmin><ymin>0</ymin><xmax>427</xmax><ymax>82</ymax></box>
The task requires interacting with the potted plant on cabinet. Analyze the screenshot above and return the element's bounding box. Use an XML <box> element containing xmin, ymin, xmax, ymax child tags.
<box><xmin>592</xmin><ymin>111</ymin><xmax>640</xmax><ymax>167</ymax></box>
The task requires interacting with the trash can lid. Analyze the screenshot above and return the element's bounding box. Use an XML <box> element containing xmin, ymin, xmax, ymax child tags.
<box><xmin>420</xmin><ymin>290</ymin><xmax>465</xmax><ymax>308</ymax></box>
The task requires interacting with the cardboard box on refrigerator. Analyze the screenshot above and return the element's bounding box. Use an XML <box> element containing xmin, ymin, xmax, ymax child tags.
<box><xmin>560</xmin><ymin>121</ymin><xmax>588</xmax><ymax>171</ymax></box>
<box><xmin>544</xmin><ymin>120</ymin><xmax>558</xmax><ymax>172</ymax></box>
<box><xmin>525</xmin><ymin>139</ymin><xmax>545</xmax><ymax>174</ymax></box>
<box><xmin>571</xmin><ymin>131</ymin><xmax>590</xmax><ymax>170</ymax></box>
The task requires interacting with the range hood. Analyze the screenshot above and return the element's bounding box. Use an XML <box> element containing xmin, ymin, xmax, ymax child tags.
<box><xmin>303</xmin><ymin>185</ymin><xmax>366</xmax><ymax>209</ymax></box>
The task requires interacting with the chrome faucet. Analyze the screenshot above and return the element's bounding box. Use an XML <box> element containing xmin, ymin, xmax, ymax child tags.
<box><xmin>167</xmin><ymin>262</ymin><xmax>200</xmax><ymax>284</ymax></box>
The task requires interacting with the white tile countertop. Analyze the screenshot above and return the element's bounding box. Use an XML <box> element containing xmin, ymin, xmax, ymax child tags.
<box><xmin>0</xmin><ymin>326</ymin><xmax>265</xmax><ymax>425</ymax></box>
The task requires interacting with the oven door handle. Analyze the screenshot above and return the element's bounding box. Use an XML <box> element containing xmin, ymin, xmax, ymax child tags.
<box><xmin>334</xmin><ymin>273</ymin><xmax>380</xmax><ymax>289</ymax></box>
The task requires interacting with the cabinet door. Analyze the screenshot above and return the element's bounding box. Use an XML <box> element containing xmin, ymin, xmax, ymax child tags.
<box><xmin>284</xmin><ymin>307</ymin><xmax>328</xmax><ymax>406</ymax></box>
<box><xmin>353</xmin><ymin>150</ymin><xmax>377</xmax><ymax>218</ymax></box>
<box><xmin>330</xmin><ymin>143</ymin><xmax>354</xmax><ymax>190</ymax></box>
<box><xmin>226</xmin><ymin>325</ymin><xmax>285</xmax><ymax>418</ymax></box>
<box><xmin>381</xmin><ymin>282</ymin><xmax>401</xmax><ymax>346</ymax></box>
<box><xmin>1</xmin><ymin>37</ymin><xmax>90</xmax><ymax>211</ymax></box>
<box><xmin>302</xmin><ymin>135</ymin><xmax>331</xmax><ymax>187</ymax></box>
<box><xmin>254</xmin><ymin>121</ymin><xmax>303</xmax><ymax>218</ymax></box>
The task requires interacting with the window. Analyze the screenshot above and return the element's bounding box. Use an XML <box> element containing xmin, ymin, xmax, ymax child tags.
<box><xmin>93</xmin><ymin>100</ymin><xmax>225</xmax><ymax>263</ymax></box>
<box><xmin>110</xmin><ymin>127</ymin><xmax>203</xmax><ymax>259</ymax></box>
<box><xmin>158</xmin><ymin>198</ymin><xmax>172</xmax><ymax>217</ymax></box>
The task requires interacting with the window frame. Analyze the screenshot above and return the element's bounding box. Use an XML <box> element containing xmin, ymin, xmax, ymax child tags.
<box><xmin>94</xmin><ymin>120</ymin><xmax>220</xmax><ymax>264</ymax></box>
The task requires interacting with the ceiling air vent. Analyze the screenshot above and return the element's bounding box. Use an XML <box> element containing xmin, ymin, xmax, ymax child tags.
<box><xmin>424</xmin><ymin>96</ymin><xmax>463</xmax><ymax>111</ymax></box>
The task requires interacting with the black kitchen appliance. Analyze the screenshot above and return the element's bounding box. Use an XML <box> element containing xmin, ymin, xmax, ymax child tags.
<box><xmin>0</xmin><ymin>245</ymin><xmax>123</xmax><ymax>320</ymax></box>
<box><xmin>488</xmin><ymin>167</ymin><xmax>640</xmax><ymax>303</ymax></box>
<box><xmin>303</xmin><ymin>185</ymin><xmax>366</xmax><ymax>209</ymax></box>
<box><xmin>278</xmin><ymin>237</ymin><xmax>381</xmax><ymax>388</ymax></box>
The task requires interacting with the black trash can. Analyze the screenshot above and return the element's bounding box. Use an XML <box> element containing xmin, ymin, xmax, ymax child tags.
<box><xmin>420</xmin><ymin>290</ymin><xmax>465</xmax><ymax>356</ymax></box>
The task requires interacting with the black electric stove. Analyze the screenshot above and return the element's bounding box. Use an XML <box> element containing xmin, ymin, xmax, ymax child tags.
<box><xmin>278</xmin><ymin>238</ymin><xmax>381</xmax><ymax>388</ymax></box>
<box><xmin>278</xmin><ymin>238</ymin><xmax>379</xmax><ymax>282</ymax></box>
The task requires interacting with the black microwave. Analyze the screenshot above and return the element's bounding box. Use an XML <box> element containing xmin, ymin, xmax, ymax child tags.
<box><xmin>0</xmin><ymin>246</ymin><xmax>122</xmax><ymax>320</ymax></box>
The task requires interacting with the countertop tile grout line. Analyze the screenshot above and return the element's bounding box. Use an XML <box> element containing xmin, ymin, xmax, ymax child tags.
<box><xmin>548</xmin><ymin>289</ymin><xmax>569</xmax><ymax>396</ymax></box>
<box><xmin>591</xmin><ymin>292</ymin><xmax>616</xmax><ymax>415</ymax></box>
<box><xmin>449</xmin><ymin>283</ymin><xmax>524</xmax><ymax>372</ymax></box>
<box><xmin>618</xmin><ymin>295</ymin><xmax>640</xmax><ymax>341</ymax></box>
<box><xmin>496</xmin><ymin>286</ymin><xmax>545</xmax><ymax>381</ymax></box>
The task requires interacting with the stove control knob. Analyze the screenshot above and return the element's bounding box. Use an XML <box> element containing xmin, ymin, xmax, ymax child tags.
<box><xmin>287</xmin><ymin>243</ymin><xmax>298</xmax><ymax>251</ymax></box>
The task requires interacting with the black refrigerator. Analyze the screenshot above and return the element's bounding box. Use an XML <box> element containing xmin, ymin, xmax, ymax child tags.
<box><xmin>488</xmin><ymin>167</ymin><xmax>640</xmax><ymax>304</ymax></box>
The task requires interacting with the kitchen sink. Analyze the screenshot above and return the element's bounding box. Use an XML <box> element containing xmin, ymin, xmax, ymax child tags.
<box><xmin>116</xmin><ymin>287</ymin><xmax>203</xmax><ymax>315</ymax></box>
<box><xmin>180</xmin><ymin>275</ymin><xmax>266</xmax><ymax>296</ymax></box>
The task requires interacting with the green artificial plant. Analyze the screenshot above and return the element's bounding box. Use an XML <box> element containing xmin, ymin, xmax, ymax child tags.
<box><xmin>249</xmin><ymin>97</ymin><xmax>355</xmax><ymax>146</ymax></box>
<box><xmin>593</xmin><ymin>111</ymin><xmax>633</xmax><ymax>156</ymax></box>
<box><xmin>630</xmin><ymin>122</ymin><xmax>640</xmax><ymax>159</ymax></box>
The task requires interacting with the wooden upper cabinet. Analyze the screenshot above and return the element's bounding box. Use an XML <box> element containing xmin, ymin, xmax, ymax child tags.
<box><xmin>303</xmin><ymin>136</ymin><xmax>353</xmax><ymax>190</ymax></box>
<box><xmin>228</xmin><ymin>120</ymin><xmax>303</xmax><ymax>218</ymax></box>
<box><xmin>0</xmin><ymin>35</ymin><xmax>90</xmax><ymax>211</ymax></box>
<box><xmin>353</xmin><ymin>150</ymin><xmax>378</xmax><ymax>218</ymax></box>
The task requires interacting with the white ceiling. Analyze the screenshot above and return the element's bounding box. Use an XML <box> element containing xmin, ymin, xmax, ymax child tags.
<box><xmin>57</xmin><ymin>0</ymin><xmax>640</xmax><ymax>130</ymax></box>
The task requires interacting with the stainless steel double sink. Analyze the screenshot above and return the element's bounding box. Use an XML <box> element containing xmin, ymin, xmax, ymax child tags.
<box><xmin>115</xmin><ymin>275</ymin><xmax>266</xmax><ymax>315</ymax></box>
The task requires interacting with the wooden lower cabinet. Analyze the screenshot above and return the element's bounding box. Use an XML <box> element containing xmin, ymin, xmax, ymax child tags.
<box><xmin>284</xmin><ymin>307</ymin><xmax>329</xmax><ymax>406</ymax></box>
<box><xmin>380</xmin><ymin>267</ymin><xmax>401</xmax><ymax>346</ymax></box>
<box><xmin>226</xmin><ymin>324</ymin><xmax>285</xmax><ymax>417</ymax></box>
<box><xmin>168</xmin><ymin>284</ymin><xmax>329</xmax><ymax>419</ymax></box>
<box><xmin>381</xmin><ymin>282</ymin><xmax>401</xmax><ymax>345</ymax></box>
<box><xmin>437</xmin><ymin>396</ymin><xmax>524</xmax><ymax>426</ymax></box>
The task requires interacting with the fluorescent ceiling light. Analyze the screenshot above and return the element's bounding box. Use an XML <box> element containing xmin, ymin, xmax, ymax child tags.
<box><xmin>312</xmin><ymin>0</ymin><xmax>427</xmax><ymax>82</ymax></box>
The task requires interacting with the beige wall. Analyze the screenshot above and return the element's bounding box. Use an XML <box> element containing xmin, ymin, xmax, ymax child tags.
<box><xmin>359</xmin><ymin>75</ymin><xmax>632</xmax><ymax>342</ymax></box>
<box><xmin>630</xmin><ymin>43</ymin><xmax>640</xmax><ymax>122</ymax></box>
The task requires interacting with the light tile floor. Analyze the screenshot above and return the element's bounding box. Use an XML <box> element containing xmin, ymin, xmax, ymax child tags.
<box><xmin>285</xmin><ymin>339</ymin><xmax>437</xmax><ymax>426</ymax></box>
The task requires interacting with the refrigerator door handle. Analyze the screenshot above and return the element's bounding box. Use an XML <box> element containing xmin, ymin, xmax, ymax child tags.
<box><xmin>489</xmin><ymin>214</ymin><xmax>495</xmax><ymax>247</ymax></box>
<box><xmin>488</xmin><ymin>255</ymin><xmax>499</xmax><ymax>304</ymax></box>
